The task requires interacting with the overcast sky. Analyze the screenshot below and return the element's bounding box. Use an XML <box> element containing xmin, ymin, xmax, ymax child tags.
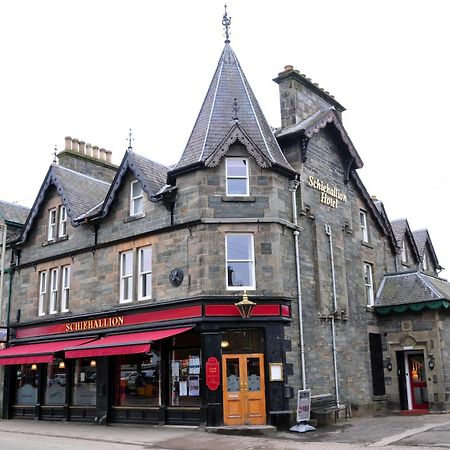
<box><xmin>1</xmin><ymin>0</ymin><xmax>448</xmax><ymax>277</ymax></box>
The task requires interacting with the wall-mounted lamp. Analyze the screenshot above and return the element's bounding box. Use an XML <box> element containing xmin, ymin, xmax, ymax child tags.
<box><xmin>386</xmin><ymin>357</ymin><xmax>393</xmax><ymax>371</ymax></box>
<box><xmin>429</xmin><ymin>356</ymin><xmax>435</xmax><ymax>370</ymax></box>
<box><xmin>221</xmin><ymin>339</ymin><xmax>230</xmax><ymax>349</ymax></box>
<box><xmin>235</xmin><ymin>290</ymin><xmax>256</xmax><ymax>318</ymax></box>
<box><xmin>90</xmin><ymin>360</ymin><xmax>97</xmax><ymax>368</ymax></box>
<box><xmin>31</xmin><ymin>363</ymin><xmax>37</xmax><ymax>371</ymax></box>
<box><xmin>58</xmin><ymin>361</ymin><xmax>66</xmax><ymax>369</ymax></box>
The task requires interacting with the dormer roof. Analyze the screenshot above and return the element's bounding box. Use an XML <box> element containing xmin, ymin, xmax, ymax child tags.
<box><xmin>18</xmin><ymin>165</ymin><xmax>110</xmax><ymax>244</ymax></box>
<box><xmin>390</xmin><ymin>218</ymin><xmax>420</xmax><ymax>261</ymax></box>
<box><xmin>413</xmin><ymin>228</ymin><xmax>443</xmax><ymax>271</ymax></box>
<box><xmin>93</xmin><ymin>150</ymin><xmax>170</xmax><ymax>220</ymax></box>
<box><xmin>170</xmin><ymin>43</ymin><xmax>296</xmax><ymax>179</ymax></box>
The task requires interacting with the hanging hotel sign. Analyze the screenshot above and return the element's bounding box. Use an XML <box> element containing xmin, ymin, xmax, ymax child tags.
<box><xmin>307</xmin><ymin>176</ymin><xmax>347</xmax><ymax>209</ymax></box>
<box><xmin>65</xmin><ymin>316</ymin><xmax>124</xmax><ymax>332</ymax></box>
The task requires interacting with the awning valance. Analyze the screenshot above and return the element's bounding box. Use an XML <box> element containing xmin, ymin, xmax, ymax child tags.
<box><xmin>375</xmin><ymin>300</ymin><xmax>450</xmax><ymax>315</ymax></box>
<box><xmin>64</xmin><ymin>327</ymin><xmax>192</xmax><ymax>359</ymax></box>
<box><xmin>0</xmin><ymin>338</ymin><xmax>95</xmax><ymax>365</ymax></box>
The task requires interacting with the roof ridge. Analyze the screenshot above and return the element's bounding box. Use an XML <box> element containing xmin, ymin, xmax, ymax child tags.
<box><xmin>418</xmin><ymin>272</ymin><xmax>444</xmax><ymax>298</ymax></box>
<box><xmin>128</xmin><ymin>149</ymin><xmax>170</xmax><ymax>171</ymax></box>
<box><xmin>54</xmin><ymin>164</ymin><xmax>111</xmax><ymax>185</ymax></box>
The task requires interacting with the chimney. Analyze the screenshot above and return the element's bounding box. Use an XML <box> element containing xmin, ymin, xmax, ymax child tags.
<box><xmin>273</xmin><ymin>65</ymin><xmax>345</xmax><ymax>129</ymax></box>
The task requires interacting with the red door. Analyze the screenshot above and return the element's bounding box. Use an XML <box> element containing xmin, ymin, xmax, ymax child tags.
<box><xmin>408</xmin><ymin>354</ymin><xmax>428</xmax><ymax>410</ymax></box>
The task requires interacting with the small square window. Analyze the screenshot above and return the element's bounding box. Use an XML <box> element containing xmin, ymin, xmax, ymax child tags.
<box><xmin>130</xmin><ymin>180</ymin><xmax>144</xmax><ymax>216</ymax></box>
<box><xmin>226</xmin><ymin>158</ymin><xmax>249</xmax><ymax>196</ymax></box>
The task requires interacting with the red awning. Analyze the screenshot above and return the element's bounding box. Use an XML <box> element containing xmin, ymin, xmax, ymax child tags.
<box><xmin>0</xmin><ymin>338</ymin><xmax>95</xmax><ymax>365</ymax></box>
<box><xmin>64</xmin><ymin>327</ymin><xmax>193</xmax><ymax>359</ymax></box>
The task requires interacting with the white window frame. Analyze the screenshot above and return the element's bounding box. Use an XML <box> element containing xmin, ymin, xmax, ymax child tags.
<box><xmin>120</xmin><ymin>250</ymin><xmax>134</xmax><ymax>303</ymax></box>
<box><xmin>130</xmin><ymin>180</ymin><xmax>144</xmax><ymax>216</ymax></box>
<box><xmin>364</xmin><ymin>263</ymin><xmax>374</xmax><ymax>307</ymax></box>
<box><xmin>47</xmin><ymin>208</ymin><xmax>57</xmax><ymax>241</ymax></box>
<box><xmin>401</xmin><ymin>241</ymin><xmax>407</xmax><ymax>263</ymax></box>
<box><xmin>49</xmin><ymin>268</ymin><xmax>58</xmax><ymax>314</ymax></box>
<box><xmin>38</xmin><ymin>271</ymin><xmax>47</xmax><ymax>316</ymax></box>
<box><xmin>225</xmin><ymin>233</ymin><xmax>255</xmax><ymax>291</ymax></box>
<box><xmin>422</xmin><ymin>252</ymin><xmax>429</xmax><ymax>271</ymax></box>
<box><xmin>360</xmin><ymin>210</ymin><xmax>369</xmax><ymax>243</ymax></box>
<box><xmin>59</xmin><ymin>205</ymin><xmax>67</xmax><ymax>237</ymax></box>
<box><xmin>61</xmin><ymin>265</ymin><xmax>70</xmax><ymax>312</ymax></box>
<box><xmin>226</xmin><ymin>158</ymin><xmax>249</xmax><ymax>196</ymax></box>
<box><xmin>138</xmin><ymin>246</ymin><xmax>152</xmax><ymax>300</ymax></box>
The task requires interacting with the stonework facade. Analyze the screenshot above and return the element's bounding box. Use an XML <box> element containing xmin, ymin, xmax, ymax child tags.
<box><xmin>0</xmin><ymin>36</ymin><xmax>449</xmax><ymax>427</ymax></box>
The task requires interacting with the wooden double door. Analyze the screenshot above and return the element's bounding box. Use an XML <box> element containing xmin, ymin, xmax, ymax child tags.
<box><xmin>222</xmin><ymin>354</ymin><xmax>266</xmax><ymax>425</ymax></box>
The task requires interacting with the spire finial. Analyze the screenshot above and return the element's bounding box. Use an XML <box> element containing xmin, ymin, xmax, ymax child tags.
<box><xmin>53</xmin><ymin>145</ymin><xmax>57</xmax><ymax>164</ymax></box>
<box><xmin>232</xmin><ymin>98</ymin><xmax>240</xmax><ymax>122</ymax></box>
<box><xmin>127</xmin><ymin>128</ymin><xmax>134</xmax><ymax>150</ymax></box>
<box><xmin>222</xmin><ymin>4</ymin><xmax>231</xmax><ymax>43</ymax></box>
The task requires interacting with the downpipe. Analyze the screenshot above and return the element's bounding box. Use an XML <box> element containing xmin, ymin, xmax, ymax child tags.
<box><xmin>325</xmin><ymin>224</ymin><xmax>340</xmax><ymax>406</ymax></box>
<box><xmin>290</xmin><ymin>179</ymin><xmax>306</xmax><ymax>389</ymax></box>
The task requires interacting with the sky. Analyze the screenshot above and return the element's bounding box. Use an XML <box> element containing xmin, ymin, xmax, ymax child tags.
<box><xmin>1</xmin><ymin>0</ymin><xmax>449</xmax><ymax>277</ymax></box>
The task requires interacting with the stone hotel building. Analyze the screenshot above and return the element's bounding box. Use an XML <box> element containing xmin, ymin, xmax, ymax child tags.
<box><xmin>0</xmin><ymin>21</ymin><xmax>449</xmax><ymax>427</ymax></box>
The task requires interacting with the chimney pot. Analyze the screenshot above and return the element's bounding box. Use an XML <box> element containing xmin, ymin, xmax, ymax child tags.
<box><xmin>92</xmin><ymin>145</ymin><xmax>99</xmax><ymax>159</ymax></box>
<box><xmin>79</xmin><ymin>140</ymin><xmax>86</xmax><ymax>155</ymax></box>
<box><xmin>284</xmin><ymin>65</ymin><xmax>294</xmax><ymax>72</ymax></box>
<box><xmin>64</xmin><ymin>136</ymin><xmax>72</xmax><ymax>151</ymax></box>
<box><xmin>99</xmin><ymin>148</ymin><xmax>106</xmax><ymax>161</ymax></box>
<box><xmin>72</xmin><ymin>138</ymin><xmax>79</xmax><ymax>152</ymax></box>
<box><xmin>105</xmin><ymin>150</ymin><xmax>112</xmax><ymax>163</ymax></box>
<box><xmin>86</xmin><ymin>143</ymin><xmax>92</xmax><ymax>157</ymax></box>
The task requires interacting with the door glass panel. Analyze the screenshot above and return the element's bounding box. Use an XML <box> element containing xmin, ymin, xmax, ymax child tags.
<box><xmin>414</xmin><ymin>386</ymin><xmax>428</xmax><ymax>404</ymax></box>
<box><xmin>226</xmin><ymin>358</ymin><xmax>240</xmax><ymax>392</ymax></box>
<box><xmin>410</xmin><ymin>356</ymin><xmax>426</xmax><ymax>382</ymax></box>
<box><xmin>247</xmin><ymin>358</ymin><xmax>261</xmax><ymax>392</ymax></box>
<box><xmin>44</xmin><ymin>358</ymin><xmax>66</xmax><ymax>405</ymax></box>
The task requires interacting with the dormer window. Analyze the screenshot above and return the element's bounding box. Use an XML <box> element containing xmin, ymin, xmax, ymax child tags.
<box><xmin>47</xmin><ymin>205</ymin><xmax>68</xmax><ymax>242</ymax></box>
<box><xmin>401</xmin><ymin>241</ymin><xmax>408</xmax><ymax>264</ymax></box>
<box><xmin>59</xmin><ymin>205</ymin><xmax>67</xmax><ymax>237</ymax></box>
<box><xmin>226</xmin><ymin>158</ymin><xmax>249</xmax><ymax>196</ymax></box>
<box><xmin>47</xmin><ymin>208</ymin><xmax>57</xmax><ymax>241</ymax></box>
<box><xmin>130</xmin><ymin>180</ymin><xmax>144</xmax><ymax>216</ymax></box>
<box><xmin>422</xmin><ymin>252</ymin><xmax>429</xmax><ymax>271</ymax></box>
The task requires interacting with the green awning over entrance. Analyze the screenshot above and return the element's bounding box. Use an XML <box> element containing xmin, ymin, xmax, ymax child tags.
<box><xmin>375</xmin><ymin>299</ymin><xmax>450</xmax><ymax>315</ymax></box>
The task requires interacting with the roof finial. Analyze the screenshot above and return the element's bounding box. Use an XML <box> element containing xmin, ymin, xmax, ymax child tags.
<box><xmin>222</xmin><ymin>4</ymin><xmax>231</xmax><ymax>43</ymax></box>
<box><xmin>53</xmin><ymin>145</ymin><xmax>57</xmax><ymax>164</ymax></box>
<box><xmin>127</xmin><ymin>128</ymin><xmax>134</xmax><ymax>150</ymax></box>
<box><xmin>232</xmin><ymin>98</ymin><xmax>240</xmax><ymax>122</ymax></box>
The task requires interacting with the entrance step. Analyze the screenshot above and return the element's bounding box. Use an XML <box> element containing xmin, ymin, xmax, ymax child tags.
<box><xmin>400</xmin><ymin>409</ymin><xmax>429</xmax><ymax>415</ymax></box>
<box><xmin>205</xmin><ymin>425</ymin><xmax>277</xmax><ymax>436</ymax></box>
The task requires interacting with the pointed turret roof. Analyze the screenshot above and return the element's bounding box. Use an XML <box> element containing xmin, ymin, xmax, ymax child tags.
<box><xmin>170</xmin><ymin>44</ymin><xmax>296</xmax><ymax>178</ymax></box>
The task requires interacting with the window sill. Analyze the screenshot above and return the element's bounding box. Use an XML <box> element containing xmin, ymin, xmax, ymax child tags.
<box><xmin>361</xmin><ymin>241</ymin><xmax>373</xmax><ymax>249</ymax></box>
<box><xmin>42</xmin><ymin>235</ymin><xmax>69</xmax><ymax>247</ymax></box>
<box><xmin>125</xmin><ymin>212</ymin><xmax>145</xmax><ymax>223</ymax></box>
<box><xmin>221</xmin><ymin>196</ymin><xmax>256</xmax><ymax>203</ymax></box>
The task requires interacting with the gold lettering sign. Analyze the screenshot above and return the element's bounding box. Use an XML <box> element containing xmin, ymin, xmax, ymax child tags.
<box><xmin>65</xmin><ymin>316</ymin><xmax>124</xmax><ymax>332</ymax></box>
<box><xmin>308</xmin><ymin>176</ymin><xmax>347</xmax><ymax>209</ymax></box>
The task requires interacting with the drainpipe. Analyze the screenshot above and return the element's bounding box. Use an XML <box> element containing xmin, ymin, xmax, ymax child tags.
<box><xmin>324</xmin><ymin>224</ymin><xmax>340</xmax><ymax>406</ymax></box>
<box><xmin>0</xmin><ymin>221</ymin><xmax>6</xmax><ymax>326</ymax></box>
<box><xmin>290</xmin><ymin>178</ymin><xmax>306</xmax><ymax>389</ymax></box>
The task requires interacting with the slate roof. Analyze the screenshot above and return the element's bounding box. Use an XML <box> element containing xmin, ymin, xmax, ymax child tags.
<box><xmin>19</xmin><ymin>164</ymin><xmax>111</xmax><ymax>243</ymax></box>
<box><xmin>412</xmin><ymin>228</ymin><xmax>442</xmax><ymax>270</ymax></box>
<box><xmin>97</xmin><ymin>150</ymin><xmax>170</xmax><ymax>220</ymax></box>
<box><xmin>390</xmin><ymin>218</ymin><xmax>407</xmax><ymax>244</ymax></box>
<box><xmin>274</xmin><ymin>108</ymin><xmax>364</xmax><ymax>169</ymax></box>
<box><xmin>375</xmin><ymin>271</ymin><xmax>450</xmax><ymax>306</ymax></box>
<box><xmin>0</xmin><ymin>200</ymin><xmax>30</xmax><ymax>225</ymax></box>
<box><xmin>171</xmin><ymin>43</ymin><xmax>295</xmax><ymax>175</ymax></box>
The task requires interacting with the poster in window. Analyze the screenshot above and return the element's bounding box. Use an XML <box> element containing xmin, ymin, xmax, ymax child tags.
<box><xmin>179</xmin><ymin>380</ymin><xmax>188</xmax><ymax>396</ymax></box>
<box><xmin>189</xmin><ymin>356</ymin><xmax>200</xmax><ymax>374</ymax></box>
<box><xmin>0</xmin><ymin>327</ymin><xmax>7</xmax><ymax>343</ymax></box>
<box><xmin>188</xmin><ymin>375</ymin><xmax>200</xmax><ymax>396</ymax></box>
<box><xmin>171</xmin><ymin>361</ymin><xmax>180</xmax><ymax>379</ymax></box>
